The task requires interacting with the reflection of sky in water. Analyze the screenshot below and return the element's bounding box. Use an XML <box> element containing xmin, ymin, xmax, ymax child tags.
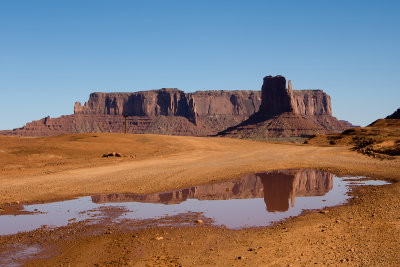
<box><xmin>0</xmin><ymin>173</ymin><xmax>390</xmax><ymax>235</ymax></box>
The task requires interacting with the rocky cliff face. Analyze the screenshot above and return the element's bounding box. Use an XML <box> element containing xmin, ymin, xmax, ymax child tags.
<box><xmin>259</xmin><ymin>75</ymin><xmax>294</xmax><ymax>116</ymax></box>
<box><xmin>219</xmin><ymin>75</ymin><xmax>352</xmax><ymax>138</ymax></box>
<box><xmin>259</xmin><ymin>75</ymin><xmax>331</xmax><ymax>117</ymax></box>
<box><xmin>1</xmin><ymin>75</ymin><xmax>352</xmax><ymax>137</ymax></box>
<box><xmin>74</xmin><ymin>89</ymin><xmax>192</xmax><ymax>118</ymax></box>
<box><xmin>4</xmin><ymin>89</ymin><xmax>262</xmax><ymax>136</ymax></box>
<box><xmin>292</xmin><ymin>90</ymin><xmax>332</xmax><ymax>116</ymax></box>
<box><xmin>91</xmin><ymin>169</ymin><xmax>333</xmax><ymax>212</ymax></box>
<box><xmin>74</xmin><ymin>89</ymin><xmax>261</xmax><ymax>119</ymax></box>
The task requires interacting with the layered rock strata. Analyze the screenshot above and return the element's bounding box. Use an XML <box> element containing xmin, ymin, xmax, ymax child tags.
<box><xmin>3</xmin><ymin>89</ymin><xmax>261</xmax><ymax>136</ymax></box>
<box><xmin>1</xmin><ymin>76</ymin><xmax>352</xmax><ymax>137</ymax></box>
<box><xmin>219</xmin><ymin>75</ymin><xmax>351</xmax><ymax>138</ymax></box>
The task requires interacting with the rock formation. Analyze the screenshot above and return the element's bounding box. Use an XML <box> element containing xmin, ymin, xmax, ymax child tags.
<box><xmin>257</xmin><ymin>75</ymin><xmax>332</xmax><ymax>118</ymax></box>
<box><xmin>219</xmin><ymin>75</ymin><xmax>351</xmax><ymax>138</ymax></box>
<box><xmin>259</xmin><ymin>75</ymin><xmax>294</xmax><ymax>116</ymax></box>
<box><xmin>91</xmin><ymin>169</ymin><xmax>333</xmax><ymax>212</ymax></box>
<box><xmin>386</xmin><ymin>108</ymin><xmax>400</xmax><ymax>119</ymax></box>
<box><xmin>2</xmin><ymin>89</ymin><xmax>261</xmax><ymax>136</ymax></box>
<box><xmin>0</xmin><ymin>75</ymin><xmax>353</xmax><ymax>137</ymax></box>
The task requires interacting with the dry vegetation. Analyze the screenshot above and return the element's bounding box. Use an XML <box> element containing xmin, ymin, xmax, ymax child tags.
<box><xmin>307</xmin><ymin>119</ymin><xmax>400</xmax><ymax>159</ymax></box>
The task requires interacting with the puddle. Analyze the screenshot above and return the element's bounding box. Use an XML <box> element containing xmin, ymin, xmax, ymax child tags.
<box><xmin>0</xmin><ymin>169</ymin><xmax>390</xmax><ymax>235</ymax></box>
<box><xmin>0</xmin><ymin>245</ymin><xmax>41</xmax><ymax>267</ymax></box>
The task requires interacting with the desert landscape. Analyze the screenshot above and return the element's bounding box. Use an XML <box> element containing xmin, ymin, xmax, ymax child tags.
<box><xmin>1</xmin><ymin>74</ymin><xmax>400</xmax><ymax>266</ymax></box>
<box><xmin>1</xmin><ymin>1</ymin><xmax>400</xmax><ymax>266</ymax></box>
<box><xmin>0</xmin><ymin>132</ymin><xmax>400</xmax><ymax>266</ymax></box>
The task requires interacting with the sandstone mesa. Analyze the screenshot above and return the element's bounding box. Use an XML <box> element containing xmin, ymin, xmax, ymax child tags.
<box><xmin>1</xmin><ymin>75</ymin><xmax>353</xmax><ymax>137</ymax></box>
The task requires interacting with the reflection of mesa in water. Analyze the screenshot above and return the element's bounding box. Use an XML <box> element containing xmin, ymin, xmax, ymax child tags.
<box><xmin>91</xmin><ymin>169</ymin><xmax>333</xmax><ymax>212</ymax></box>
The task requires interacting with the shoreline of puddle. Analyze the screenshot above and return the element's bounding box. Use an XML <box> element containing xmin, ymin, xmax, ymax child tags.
<box><xmin>0</xmin><ymin>169</ymin><xmax>391</xmax><ymax>236</ymax></box>
<box><xmin>0</xmin><ymin>175</ymin><xmax>390</xmax><ymax>213</ymax></box>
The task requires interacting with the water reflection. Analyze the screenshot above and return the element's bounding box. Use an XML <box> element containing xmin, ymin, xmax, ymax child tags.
<box><xmin>92</xmin><ymin>169</ymin><xmax>333</xmax><ymax>212</ymax></box>
<box><xmin>260</xmin><ymin>169</ymin><xmax>332</xmax><ymax>211</ymax></box>
<box><xmin>0</xmin><ymin>169</ymin><xmax>389</xmax><ymax>235</ymax></box>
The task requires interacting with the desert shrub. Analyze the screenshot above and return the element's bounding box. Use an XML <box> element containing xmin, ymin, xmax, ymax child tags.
<box><xmin>342</xmin><ymin>129</ymin><xmax>356</xmax><ymax>135</ymax></box>
<box><xmin>352</xmin><ymin>136</ymin><xmax>377</xmax><ymax>149</ymax></box>
<box><xmin>327</xmin><ymin>135</ymin><xmax>342</xmax><ymax>140</ymax></box>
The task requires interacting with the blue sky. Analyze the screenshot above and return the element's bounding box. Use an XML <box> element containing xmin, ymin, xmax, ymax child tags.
<box><xmin>1</xmin><ymin>0</ymin><xmax>399</xmax><ymax>129</ymax></box>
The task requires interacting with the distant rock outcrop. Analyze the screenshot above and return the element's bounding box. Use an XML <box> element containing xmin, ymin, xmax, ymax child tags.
<box><xmin>2</xmin><ymin>89</ymin><xmax>261</xmax><ymax>137</ymax></box>
<box><xmin>219</xmin><ymin>75</ymin><xmax>351</xmax><ymax>138</ymax></box>
<box><xmin>258</xmin><ymin>75</ymin><xmax>332</xmax><ymax>118</ymax></box>
<box><xmin>386</xmin><ymin>108</ymin><xmax>400</xmax><ymax>119</ymax></box>
<box><xmin>0</xmin><ymin>75</ymin><xmax>353</xmax><ymax>137</ymax></box>
<box><xmin>259</xmin><ymin>75</ymin><xmax>294</xmax><ymax>116</ymax></box>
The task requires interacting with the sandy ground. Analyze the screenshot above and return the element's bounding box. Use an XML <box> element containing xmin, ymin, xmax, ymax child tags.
<box><xmin>0</xmin><ymin>133</ymin><xmax>399</xmax><ymax>266</ymax></box>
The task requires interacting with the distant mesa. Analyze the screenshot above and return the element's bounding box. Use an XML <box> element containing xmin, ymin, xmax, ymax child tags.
<box><xmin>0</xmin><ymin>75</ymin><xmax>353</xmax><ymax>138</ymax></box>
<box><xmin>91</xmin><ymin>169</ymin><xmax>334</xmax><ymax>212</ymax></box>
<box><xmin>1</xmin><ymin>89</ymin><xmax>261</xmax><ymax>137</ymax></box>
<box><xmin>386</xmin><ymin>108</ymin><xmax>400</xmax><ymax>119</ymax></box>
<box><xmin>218</xmin><ymin>75</ymin><xmax>351</xmax><ymax>138</ymax></box>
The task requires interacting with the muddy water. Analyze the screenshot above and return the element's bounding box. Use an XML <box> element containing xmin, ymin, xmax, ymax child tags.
<box><xmin>0</xmin><ymin>245</ymin><xmax>41</xmax><ymax>267</ymax></box>
<box><xmin>0</xmin><ymin>169</ymin><xmax>389</xmax><ymax>235</ymax></box>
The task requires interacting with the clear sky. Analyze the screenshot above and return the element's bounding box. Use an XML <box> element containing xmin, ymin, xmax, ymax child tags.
<box><xmin>1</xmin><ymin>0</ymin><xmax>399</xmax><ymax>130</ymax></box>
